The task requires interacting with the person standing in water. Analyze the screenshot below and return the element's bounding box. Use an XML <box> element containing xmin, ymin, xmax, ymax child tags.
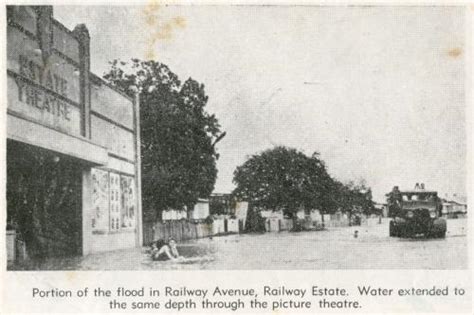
<box><xmin>151</xmin><ymin>238</ymin><xmax>182</xmax><ymax>261</ymax></box>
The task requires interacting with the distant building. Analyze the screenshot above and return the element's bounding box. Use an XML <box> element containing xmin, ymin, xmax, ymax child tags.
<box><xmin>442</xmin><ymin>194</ymin><xmax>467</xmax><ymax>218</ymax></box>
<box><xmin>234</xmin><ymin>201</ymin><xmax>249</xmax><ymax>227</ymax></box>
<box><xmin>189</xmin><ymin>199</ymin><xmax>210</xmax><ymax>220</ymax></box>
<box><xmin>209</xmin><ymin>193</ymin><xmax>233</xmax><ymax>215</ymax></box>
<box><xmin>261</xmin><ymin>209</ymin><xmax>284</xmax><ymax>220</ymax></box>
<box><xmin>162</xmin><ymin>209</ymin><xmax>188</xmax><ymax>221</ymax></box>
<box><xmin>161</xmin><ymin>199</ymin><xmax>211</xmax><ymax>221</ymax></box>
<box><xmin>373</xmin><ymin>203</ymin><xmax>388</xmax><ymax>217</ymax></box>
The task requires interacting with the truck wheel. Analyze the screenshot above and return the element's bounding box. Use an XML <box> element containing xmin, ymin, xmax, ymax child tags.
<box><xmin>389</xmin><ymin>221</ymin><xmax>397</xmax><ymax>237</ymax></box>
<box><xmin>399</xmin><ymin>226</ymin><xmax>411</xmax><ymax>238</ymax></box>
<box><xmin>398</xmin><ymin>229</ymin><xmax>406</xmax><ymax>238</ymax></box>
<box><xmin>436</xmin><ymin>220</ymin><xmax>447</xmax><ymax>238</ymax></box>
<box><xmin>428</xmin><ymin>229</ymin><xmax>445</xmax><ymax>238</ymax></box>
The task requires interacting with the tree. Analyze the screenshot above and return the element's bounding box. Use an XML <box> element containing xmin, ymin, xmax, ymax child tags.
<box><xmin>334</xmin><ymin>180</ymin><xmax>375</xmax><ymax>217</ymax></box>
<box><xmin>232</xmin><ymin>146</ymin><xmax>376</xmax><ymax>228</ymax></box>
<box><xmin>232</xmin><ymin>146</ymin><xmax>338</xmax><ymax>218</ymax></box>
<box><xmin>104</xmin><ymin>59</ymin><xmax>225</xmax><ymax>220</ymax></box>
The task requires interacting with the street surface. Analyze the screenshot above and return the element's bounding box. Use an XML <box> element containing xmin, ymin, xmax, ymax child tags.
<box><xmin>12</xmin><ymin>218</ymin><xmax>468</xmax><ymax>270</ymax></box>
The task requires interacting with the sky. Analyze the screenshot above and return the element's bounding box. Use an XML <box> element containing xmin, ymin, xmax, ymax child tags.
<box><xmin>55</xmin><ymin>5</ymin><xmax>467</xmax><ymax>203</ymax></box>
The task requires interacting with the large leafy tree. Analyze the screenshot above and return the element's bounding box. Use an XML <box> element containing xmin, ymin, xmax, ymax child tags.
<box><xmin>232</xmin><ymin>146</ymin><xmax>374</xmax><ymax>218</ymax></box>
<box><xmin>104</xmin><ymin>59</ymin><xmax>225</xmax><ymax>220</ymax></box>
<box><xmin>232</xmin><ymin>146</ymin><xmax>339</xmax><ymax>217</ymax></box>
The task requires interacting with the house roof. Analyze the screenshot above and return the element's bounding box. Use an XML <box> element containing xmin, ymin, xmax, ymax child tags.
<box><xmin>400</xmin><ymin>190</ymin><xmax>437</xmax><ymax>194</ymax></box>
<box><xmin>442</xmin><ymin>199</ymin><xmax>467</xmax><ymax>206</ymax></box>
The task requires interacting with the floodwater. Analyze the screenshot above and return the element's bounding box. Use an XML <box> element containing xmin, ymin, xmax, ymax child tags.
<box><xmin>10</xmin><ymin>219</ymin><xmax>468</xmax><ymax>270</ymax></box>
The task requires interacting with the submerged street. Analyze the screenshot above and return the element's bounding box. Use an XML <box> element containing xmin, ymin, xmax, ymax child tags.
<box><xmin>12</xmin><ymin>218</ymin><xmax>468</xmax><ymax>271</ymax></box>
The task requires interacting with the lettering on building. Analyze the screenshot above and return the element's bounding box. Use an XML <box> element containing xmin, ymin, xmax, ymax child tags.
<box><xmin>14</xmin><ymin>54</ymin><xmax>72</xmax><ymax>121</ymax></box>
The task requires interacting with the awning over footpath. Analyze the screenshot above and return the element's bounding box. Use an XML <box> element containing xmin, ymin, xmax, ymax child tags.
<box><xmin>8</xmin><ymin>114</ymin><xmax>108</xmax><ymax>166</ymax></box>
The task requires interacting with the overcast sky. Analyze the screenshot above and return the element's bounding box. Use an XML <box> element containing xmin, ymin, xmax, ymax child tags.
<box><xmin>55</xmin><ymin>5</ymin><xmax>467</xmax><ymax>202</ymax></box>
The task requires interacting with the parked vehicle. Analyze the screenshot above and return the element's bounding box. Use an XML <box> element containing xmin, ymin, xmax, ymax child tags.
<box><xmin>387</xmin><ymin>186</ymin><xmax>446</xmax><ymax>238</ymax></box>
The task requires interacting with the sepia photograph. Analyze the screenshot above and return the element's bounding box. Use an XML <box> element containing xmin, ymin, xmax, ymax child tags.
<box><xmin>5</xmin><ymin>4</ymin><xmax>468</xmax><ymax>271</ymax></box>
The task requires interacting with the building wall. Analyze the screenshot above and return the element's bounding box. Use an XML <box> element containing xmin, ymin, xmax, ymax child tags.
<box><xmin>162</xmin><ymin>210</ymin><xmax>188</xmax><ymax>221</ymax></box>
<box><xmin>189</xmin><ymin>200</ymin><xmax>210</xmax><ymax>220</ymax></box>
<box><xmin>261</xmin><ymin>210</ymin><xmax>284</xmax><ymax>220</ymax></box>
<box><xmin>234</xmin><ymin>202</ymin><xmax>248</xmax><ymax>226</ymax></box>
<box><xmin>7</xmin><ymin>21</ymin><xmax>82</xmax><ymax>136</ymax></box>
<box><xmin>6</xmin><ymin>6</ymin><xmax>142</xmax><ymax>256</ymax></box>
<box><xmin>89</xmin><ymin>231</ymin><xmax>136</xmax><ymax>253</ymax></box>
<box><xmin>442</xmin><ymin>202</ymin><xmax>467</xmax><ymax>215</ymax></box>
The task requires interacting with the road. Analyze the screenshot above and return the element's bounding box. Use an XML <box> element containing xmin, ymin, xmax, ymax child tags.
<box><xmin>11</xmin><ymin>218</ymin><xmax>468</xmax><ymax>270</ymax></box>
<box><xmin>181</xmin><ymin>218</ymin><xmax>468</xmax><ymax>270</ymax></box>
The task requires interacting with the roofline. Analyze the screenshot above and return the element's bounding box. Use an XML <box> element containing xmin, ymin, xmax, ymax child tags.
<box><xmin>90</xmin><ymin>72</ymin><xmax>135</xmax><ymax>102</ymax></box>
<box><xmin>442</xmin><ymin>200</ymin><xmax>467</xmax><ymax>205</ymax></box>
<box><xmin>400</xmin><ymin>190</ymin><xmax>438</xmax><ymax>194</ymax></box>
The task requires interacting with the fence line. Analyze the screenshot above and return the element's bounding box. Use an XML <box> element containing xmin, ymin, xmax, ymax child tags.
<box><xmin>143</xmin><ymin>219</ymin><xmax>240</xmax><ymax>245</ymax></box>
<box><xmin>143</xmin><ymin>215</ymin><xmax>377</xmax><ymax>245</ymax></box>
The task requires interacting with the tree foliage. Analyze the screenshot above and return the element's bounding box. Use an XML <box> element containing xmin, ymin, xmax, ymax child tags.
<box><xmin>233</xmin><ymin>146</ymin><xmax>337</xmax><ymax>216</ymax></box>
<box><xmin>104</xmin><ymin>59</ymin><xmax>225</xmax><ymax>220</ymax></box>
<box><xmin>333</xmin><ymin>180</ymin><xmax>375</xmax><ymax>215</ymax></box>
<box><xmin>232</xmin><ymin>146</ymin><xmax>373</xmax><ymax>216</ymax></box>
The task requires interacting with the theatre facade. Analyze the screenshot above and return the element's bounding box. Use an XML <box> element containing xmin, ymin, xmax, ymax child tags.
<box><xmin>6</xmin><ymin>6</ymin><xmax>143</xmax><ymax>260</ymax></box>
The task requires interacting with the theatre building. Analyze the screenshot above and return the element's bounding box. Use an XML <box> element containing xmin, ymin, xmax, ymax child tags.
<box><xmin>6</xmin><ymin>6</ymin><xmax>143</xmax><ymax>262</ymax></box>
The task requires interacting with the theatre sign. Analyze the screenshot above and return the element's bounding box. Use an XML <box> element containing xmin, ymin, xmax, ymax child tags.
<box><xmin>6</xmin><ymin>6</ymin><xmax>143</xmax><ymax>261</ymax></box>
<box><xmin>7</xmin><ymin>8</ymin><xmax>82</xmax><ymax>136</ymax></box>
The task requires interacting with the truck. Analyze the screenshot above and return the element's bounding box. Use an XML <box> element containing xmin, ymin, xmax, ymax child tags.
<box><xmin>387</xmin><ymin>185</ymin><xmax>446</xmax><ymax>238</ymax></box>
